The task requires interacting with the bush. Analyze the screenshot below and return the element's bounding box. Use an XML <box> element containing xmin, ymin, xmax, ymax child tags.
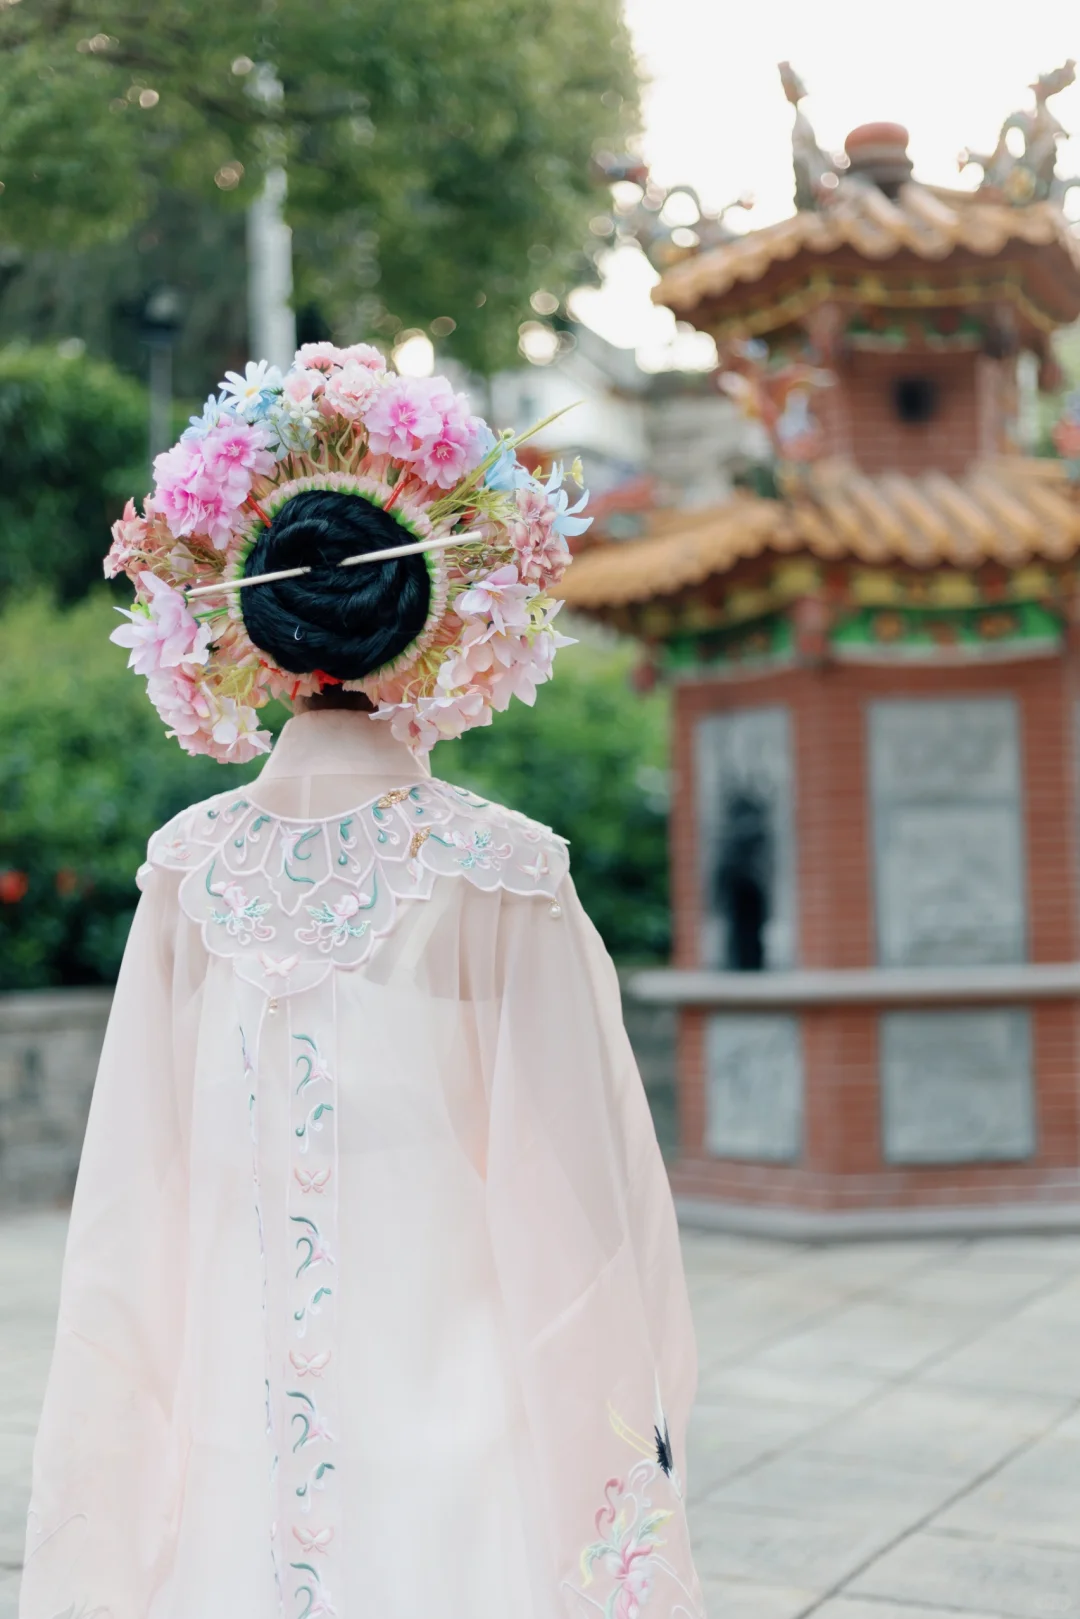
<box><xmin>440</xmin><ymin>636</ymin><xmax>670</xmax><ymax>962</ymax></box>
<box><xmin>0</xmin><ymin>600</ymin><xmax>669</xmax><ymax>988</ymax></box>
<box><xmin>0</xmin><ymin>593</ymin><xmax>267</xmax><ymax>988</ymax></box>
<box><xmin>0</xmin><ymin>345</ymin><xmax>148</xmax><ymax>604</ymax></box>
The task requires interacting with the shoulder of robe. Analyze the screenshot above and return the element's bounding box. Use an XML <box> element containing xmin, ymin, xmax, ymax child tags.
<box><xmin>136</xmin><ymin>778</ymin><xmax>570</xmax><ymax>985</ymax></box>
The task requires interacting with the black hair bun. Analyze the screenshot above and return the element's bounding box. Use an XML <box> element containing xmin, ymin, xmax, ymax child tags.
<box><xmin>240</xmin><ymin>488</ymin><xmax>432</xmax><ymax>682</ymax></box>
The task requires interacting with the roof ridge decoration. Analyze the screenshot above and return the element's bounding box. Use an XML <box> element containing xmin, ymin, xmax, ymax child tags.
<box><xmin>960</xmin><ymin>60</ymin><xmax>1080</xmax><ymax>207</ymax></box>
<box><xmin>778</xmin><ymin>61</ymin><xmax>842</xmax><ymax>212</ymax></box>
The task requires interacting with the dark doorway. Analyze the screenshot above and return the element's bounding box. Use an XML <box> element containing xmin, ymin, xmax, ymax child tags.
<box><xmin>714</xmin><ymin>788</ymin><xmax>773</xmax><ymax>971</ymax></box>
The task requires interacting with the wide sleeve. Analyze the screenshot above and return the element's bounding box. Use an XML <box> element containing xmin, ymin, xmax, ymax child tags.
<box><xmin>479</xmin><ymin>873</ymin><xmax>702</xmax><ymax>1612</ymax></box>
<box><xmin>21</xmin><ymin>867</ymin><xmax>195</xmax><ymax>1619</ymax></box>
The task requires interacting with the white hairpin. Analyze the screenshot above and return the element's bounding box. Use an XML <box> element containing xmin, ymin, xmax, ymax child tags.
<box><xmin>185</xmin><ymin>529</ymin><xmax>483</xmax><ymax>602</ymax></box>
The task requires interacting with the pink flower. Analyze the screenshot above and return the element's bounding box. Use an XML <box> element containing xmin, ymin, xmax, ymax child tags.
<box><xmin>110</xmin><ymin>572</ymin><xmax>211</xmax><ymax>676</ymax></box>
<box><xmin>362</xmin><ymin>376</ymin><xmax>443</xmax><ymax>459</ymax></box>
<box><xmin>511</xmin><ymin>488</ymin><xmax>571</xmax><ymax>585</ymax></box>
<box><xmin>380</xmin><ymin>688</ymin><xmax>492</xmax><ymax>751</ymax></box>
<box><xmin>206</xmin><ymin>695</ymin><xmax>272</xmax><ymax>762</ymax></box>
<box><xmin>413</xmin><ymin>398</ymin><xmax>487</xmax><ymax>489</ymax></box>
<box><xmin>455</xmin><ymin>564</ymin><xmax>534</xmax><ymax>633</ymax></box>
<box><xmin>152</xmin><ymin>420</ymin><xmax>273</xmax><ymax>547</ymax></box>
<box><xmin>104</xmin><ymin>498</ymin><xmax>149</xmax><ymax>580</ymax></box>
<box><xmin>145</xmin><ymin>667</ymin><xmax>271</xmax><ymax>763</ymax></box>
<box><xmin>337</xmin><ymin>342</ymin><xmax>386</xmax><ymax>373</ymax></box>
<box><xmin>610</xmin><ymin>1544</ymin><xmax>655</xmax><ymax>1619</ymax></box>
<box><xmin>323</xmin><ymin>359</ymin><xmax>383</xmax><ymax>419</ymax></box>
<box><xmin>294</xmin><ymin>341</ymin><xmax>345</xmax><ymax>373</ymax></box>
<box><xmin>284</xmin><ymin>368</ymin><xmax>324</xmax><ymax>404</ymax></box>
<box><xmin>152</xmin><ymin>441</ymin><xmax>242</xmax><ymax>548</ymax></box>
<box><xmin>200</xmin><ymin>420</ymin><xmax>275</xmax><ymax>489</ymax></box>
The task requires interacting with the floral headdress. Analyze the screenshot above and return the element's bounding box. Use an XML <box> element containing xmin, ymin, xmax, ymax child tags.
<box><xmin>105</xmin><ymin>341</ymin><xmax>590</xmax><ymax>762</ymax></box>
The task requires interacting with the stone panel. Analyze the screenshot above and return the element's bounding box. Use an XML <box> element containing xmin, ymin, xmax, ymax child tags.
<box><xmin>881</xmin><ymin>1009</ymin><xmax>1034</xmax><ymax>1164</ymax></box>
<box><xmin>706</xmin><ymin>1013</ymin><xmax>803</xmax><ymax>1161</ymax></box>
<box><xmin>0</xmin><ymin>991</ymin><xmax>112</xmax><ymax>1208</ymax></box>
<box><xmin>869</xmin><ymin>698</ymin><xmax>1026</xmax><ymax>967</ymax></box>
<box><xmin>695</xmin><ymin>707</ymin><xmax>797</xmax><ymax>970</ymax></box>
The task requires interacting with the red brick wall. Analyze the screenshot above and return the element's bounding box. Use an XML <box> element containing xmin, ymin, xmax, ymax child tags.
<box><xmin>820</xmin><ymin>350</ymin><xmax>1000</xmax><ymax>475</ymax></box>
<box><xmin>669</xmin><ymin>651</ymin><xmax>1080</xmax><ymax>1210</ymax></box>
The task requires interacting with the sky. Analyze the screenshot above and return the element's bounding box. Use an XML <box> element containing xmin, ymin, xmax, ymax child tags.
<box><xmin>572</xmin><ymin>0</ymin><xmax>1080</xmax><ymax>370</ymax></box>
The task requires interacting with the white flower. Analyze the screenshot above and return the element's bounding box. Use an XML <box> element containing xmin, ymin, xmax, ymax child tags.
<box><xmin>219</xmin><ymin>360</ymin><xmax>284</xmax><ymax>420</ymax></box>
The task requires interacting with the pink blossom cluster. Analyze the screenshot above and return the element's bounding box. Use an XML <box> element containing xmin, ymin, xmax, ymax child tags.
<box><xmin>507</xmin><ymin>488</ymin><xmax>572</xmax><ymax>587</ymax></box>
<box><xmin>147</xmin><ymin>669</ymin><xmax>271</xmax><ymax>764</ymax></box>
<box><xmin>378</xmin><ymin>564</ymin><xmax>573</xmax><ymax>750</ymax></box>
<box><xmin>363</xmin><ymin>374</ymin><xmax>488</xmax><ymax>490</ymax></box>
<box><xmin>153</xmin><ymin>421</ymin><xmax>276</xmax><ymax>548</ymax></box>
<box><xmin>103</xmin><ymin>499</ymin><xmax>149</xmax><ymax>580</ymax></box>
<box><xmin>110</xmin><ymin>572</ymin><xmax>270</xmax><ymax>762</ymax></box>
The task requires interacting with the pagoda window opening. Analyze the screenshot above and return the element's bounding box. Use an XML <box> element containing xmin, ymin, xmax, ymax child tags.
<box><xmin>714</xmin><ymin>788</ymin><xmax>774</xmax><ymax>972</ymax></box>
<box><xmin>893</xmin><ymin>376</ymin><xmax>939</xmax><ymax>425</ymax></box>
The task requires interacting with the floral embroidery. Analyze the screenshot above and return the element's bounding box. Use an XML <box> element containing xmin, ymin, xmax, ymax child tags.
<box><xmin>293</xmin><ymin>1284</ymin><xmax>333</xmax><ymax>1337</ymax></box>
<box><xmin>289</xmin><ymin>1389</ymin><xmax>336</xmax><ymax>1449</ymax></box>
<box><xmin>447</xmin><ymin>825</ymin><xmax>513</xmax><ymax>871</ymax></box>
<box><xmin>291</xmin><ymin>1214</ymin><xmax>335</xmax><ymax>1274</ymax></box>
<box><xmin>295</xmin><ymin>1102</ymin><xmax>334</xmax><ymax>1152</ymax></box>
<box><xmin>207</xmin><ymin>866</ymin><xmax>274</xmax><ymax>942</ymax></box>
<box><xmin>297</xmin><ymin>893</ymin><xmax>371</xmax><ymax>952</ymax></box>
<box><xmin>296</xmin><ymin>1460</ymin><xmax>337</xmax><ymax>1510</ymax></box>
<box><xmin>294</xmin><ymin>1034</ymin><xmax>333</xmax><ymax>1092</ymax></box>
<box><xmin>565</xmin><ymin>1400</ymin><xmax>705</xmax><ymax>1619</ymax></box>
<box><xmin>150</xmin><ymin>778</ymin><xmax>567</xmax><ymax>978</ymax></box>
<box><xmin>280</xmin><ymin>825</ymin><xmax>319</xmax><ymax>883</ymax></box>
<box><xmin>579</xmin><ymin>1468</ymin><xmax>672</xmax><ymax>1619</ymax></box>
<box><xmin>291</xmin><ymin>1561</ymin><xmax>337</xmax><ymax>1619</ymax></box>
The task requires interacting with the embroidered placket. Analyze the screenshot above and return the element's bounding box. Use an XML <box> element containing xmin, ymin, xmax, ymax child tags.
<box><xmin>283</xmin><ymin>987</ymin><xmax>341</xmax><ymax>1619</ymax></box>
<box><xmin>238</xmin><ymin>991</ymin><xmax>285</xmax><ymax>1612</ymax></box>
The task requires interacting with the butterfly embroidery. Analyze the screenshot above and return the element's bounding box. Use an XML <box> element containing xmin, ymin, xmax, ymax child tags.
<box><xmin>294</xmin><ymin>1166</ymin><xmax>332</xmax><ymax>1194</ymax></box>
<box><xmin>259</xmin><ymin>951</ymin><xmax>300</xmax><ymax>978</ymax></box>
<box><xmin>293</xmin><ymin>1525</ymin><xmax>334</xmax><ymax>1554</ymax></box>
<box><xmin>290</xmin><ymin>1350</ymin><xmax>332</xmax><ymax>1377</ymax></box>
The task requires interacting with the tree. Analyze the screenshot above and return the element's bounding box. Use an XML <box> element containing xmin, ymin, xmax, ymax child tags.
<box><xmin>0</xmin><ymin>592</ymin><xmax>268</xmax><ymax>988</ymax></box>
<box><xmin>0</xmin><ymin>600</ymin><xmax>668</xmax><ymax>988</ymax></box>
<box><xmin>0</xmin><ymin>0</ymin><xmax>638</xmax><ymax>373</ymax></box>
<box><xmin>0</xmin><ymin>345</ymin><xmax>149</xmax><ymax>602</ymax></box>
<box><xmin>446</xmin><ymin>637</ymin><xmax>670</xmax><ymax>961</ymax></box>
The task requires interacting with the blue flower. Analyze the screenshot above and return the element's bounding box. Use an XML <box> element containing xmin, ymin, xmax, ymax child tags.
<box><xmin>543</xmin><ymin>462</ymin><xmax>592</xmax><ymax>539</ymax></box>
<box><xmin>182</xmin><ymin>393</ymin><xmax>226</xmax><ymax>441</ymax></box>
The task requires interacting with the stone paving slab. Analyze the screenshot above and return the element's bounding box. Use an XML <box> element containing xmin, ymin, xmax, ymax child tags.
<box><xmin>2</xmin><ymin>1211</ymin><xmax>1080</xmax><ymax>1618</ymax></box>
<box><xmin>847</xmin><ymin>1530</ymin><xmax>1080</xmax><ymax>1617</ymax></box>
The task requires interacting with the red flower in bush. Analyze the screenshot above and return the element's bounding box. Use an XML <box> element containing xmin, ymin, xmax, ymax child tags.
<box><xmin>0</xmin><ymin>870</ymin><xmax>29</xmax><ymax>904</ymax></box>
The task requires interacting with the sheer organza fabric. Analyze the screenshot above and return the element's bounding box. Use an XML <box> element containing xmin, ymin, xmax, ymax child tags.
<box><xmin>21</xmin><ymin>712</ymin><xmax>702</xmax><ymax>1619</ymax></box>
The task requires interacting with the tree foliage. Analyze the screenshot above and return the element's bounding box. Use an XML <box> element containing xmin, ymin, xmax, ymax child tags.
<box><xmin>0</xmin><ymin>593</ymin><xmax>267</xmax><ymax>989</ymax></box>
<box><xmin>442</xmin><ymin>637</ymin><xmax>670</xmax><ymax>961</ymax></box>
<box><xmin>0</xmin><ymin>599</ymin><xmax>668</xmax><ymax>989</ymax></box>
<box><xmin>0</xmin><ymin>345</ymin><xmax>148</xmax><ymax>602</ymax></box>
<box><xmin>0</xmin><ymin>0</ymin><xmax>638</xmax><ymax>372</ymax></box>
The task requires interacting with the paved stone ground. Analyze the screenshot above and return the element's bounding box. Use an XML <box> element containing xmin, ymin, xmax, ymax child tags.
<box><xmin>2</xmin><ymin>1212</ymin><xmax>1080</xmax><ymax>1618</ymax></box>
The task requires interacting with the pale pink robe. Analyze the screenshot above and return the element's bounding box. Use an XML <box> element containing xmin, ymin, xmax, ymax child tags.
<box><xmin>21</xmin><ymin>710</ymin><xmax>704</xmax><ymax>1619</ymax></box>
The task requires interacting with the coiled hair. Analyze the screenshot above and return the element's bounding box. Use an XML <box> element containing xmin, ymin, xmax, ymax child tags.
<box><xmin>239</xmin><ymin>489</ymin><xmax>432</xmax><ymax>682</ymax></box>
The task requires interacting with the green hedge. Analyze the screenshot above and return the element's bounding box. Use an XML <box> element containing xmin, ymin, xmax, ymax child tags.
<box><xmin>0</xmin><ymin>345</ymin><xmax>148</xmax><ymax>604</ymax></box>
<box><xmin>0</xmin><ymin>596</ymin><xmax>669</xmax><ymax>987</ymax></box>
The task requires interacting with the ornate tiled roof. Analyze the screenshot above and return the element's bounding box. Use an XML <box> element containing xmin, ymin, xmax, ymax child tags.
<box><xmin>655</xmin><ymin>184</ymin><xmax>1080</xmax><ymax>327</ymax></box>
<box><xmin>561</xmin><ymin>458</ymin><xmax>1080</xmax><ymax>611</ymax></box>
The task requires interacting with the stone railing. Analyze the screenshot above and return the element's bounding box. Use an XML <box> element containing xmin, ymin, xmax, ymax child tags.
<box><xmin>0</xmin><ymin>976</ymin><xmax>677</xmax><ymax>1206</ymax></box>
<box><xmin>0</xmin><ymin>989</ymin><xmax>112</xmax><ymax>1209</ymax></box>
